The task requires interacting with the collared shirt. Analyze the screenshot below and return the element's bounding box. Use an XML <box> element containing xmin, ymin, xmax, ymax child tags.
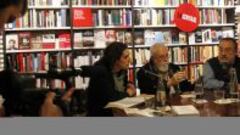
<box><xmin>203</xmin><ymin>62</ymin><xmax>225</xmax><ymax>89</ymax></box>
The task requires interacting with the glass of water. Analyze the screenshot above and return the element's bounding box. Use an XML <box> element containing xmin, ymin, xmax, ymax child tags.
<box><xmin>193</xmin><ymin>83</ymin><xmax>204</xmax><ymax>102</ymax></box>
<box><xmin>155</xmin><ymin>90</ymin><xmax>166</xmax><ymax>108</ymax></box>
<box><xmin>214</xmin><ymin>90</ymin><xmax>225</xmax><ymax>100</ymax></box>
<box><xmin>229</xmin><ymin>91</ymin><xmax>240</xmax><ymax>102</ymax></box>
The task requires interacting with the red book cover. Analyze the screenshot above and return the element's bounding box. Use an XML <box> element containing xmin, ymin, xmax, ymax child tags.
<box><xmin>16</xmin><ymin>19</ymin><xmax>20</xmax><ymax>28</ymax></box>
<box><xmin>72</xmin><ymin>8</ymin><xmax>93</xmax><ymax>27</ymax></box>
<box><xmin>59</xmin><ymin>33</ymin><xmax>71</xmax><ymax>48</ymax></box>
<box><xmin>17</xmin><ymin>53</ymin><xmax>24</xmax><ymax>72</ymax></box>
<box><xmin>27</xmin><ymin>55</ymin><xmax>33</xmax><ymax>72</ymax></box>
<box><xmin>42</xmin><ymin>34</ymin><xmax>56</xmax><ymax>49</ymax></box>
<box><xmin>40</xmin><ymin>52</ymin><xmax>46</xmax><ymax>71</ymax></box>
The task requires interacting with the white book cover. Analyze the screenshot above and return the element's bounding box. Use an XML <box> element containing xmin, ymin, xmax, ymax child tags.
<box><xmin>6</xmin><ymin>34</ymin><xmax>19</xmax><ymax>50</ymax></box>
<box><xmin>222</xmin><ymin>27</ymin><xmax>234</xmax><ymax>38</ymax></box>
<box><xmin>151</xmin><ymin>9</ymin><xmax>158</xmax><ymax>25</ymax></box>
<box><xmin>74</xmin><ymin>32</ymin><xmax>83</xmax><ymax>48</ymax></box>
<box><xmin>94</xmin><ymin>30</ymin><xmax>106</xmax><ymax>48</ymax></box>
<box><xmin>179</xmin><ymin>32</ymin><xmax>187</xmax><ymax>44</ymax></box>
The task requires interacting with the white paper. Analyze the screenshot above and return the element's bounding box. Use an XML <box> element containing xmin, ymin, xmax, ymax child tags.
<box><xmin>172</xmin><ymin>105</ymin><xmax>200</xmax><ymax>116</ymax></box>
<box><xmin>105</xmin><ymin>95</ymin><xmax>154</xmax><ymax>109</ymax></box>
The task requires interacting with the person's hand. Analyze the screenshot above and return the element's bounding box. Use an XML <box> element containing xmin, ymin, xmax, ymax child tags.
<box><xmin>62</xmin><ymin>88</ymin><xmax>75</xmax><ymax>102</ymax></box>
<box><xmin>168</xmin><ymin>71</ymin><xmax>186</xmax><ymax>86</ymax></box>
<box><xmin>45</xmin><ymin>92</ymin><xmax>56</xmax><ymax>104</ymax></box>
<box><xmin>126</xmin><ymin>83</ymin><xmax>136</xmax><ymax>97</ymax></box>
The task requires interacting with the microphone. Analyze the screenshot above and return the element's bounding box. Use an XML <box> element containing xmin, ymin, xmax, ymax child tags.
<box><xmin>143</xmin><ymin>69</ymin><xmax>161</xmax><ymax>78</ymax></box>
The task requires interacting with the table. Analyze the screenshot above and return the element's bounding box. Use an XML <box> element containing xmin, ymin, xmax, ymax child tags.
<box><xmin>112</xmin><ymin>91</ymin><xmax>240</xmax><ymax>117</ymax></box>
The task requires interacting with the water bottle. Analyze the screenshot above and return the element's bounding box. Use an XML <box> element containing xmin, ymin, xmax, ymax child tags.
<box><xmin>155</xmin><ymin>78</ymin><xmax>166</xmax><ymax>109</ymax></box>
<box><xmin>229</xmin><ymin>68</ymin><xmax>239</xmax><ymax>99</ymax></box>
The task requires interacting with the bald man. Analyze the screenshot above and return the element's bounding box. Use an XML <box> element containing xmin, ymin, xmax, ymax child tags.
<box><xmin>137</xmin><ymin>43</ymin><xmax>194</xmax><ymax>95</ymax></box>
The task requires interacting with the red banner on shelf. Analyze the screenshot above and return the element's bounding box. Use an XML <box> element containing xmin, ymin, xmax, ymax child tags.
<box><xmin>73</xmin><ymin>8</ymin><xmax>93</xmax><ymax>27</ymax></box>
<box><xmin>174</xmin><ymin>3</ymin><xmax>200</xmax><ymax>32</ymax></box>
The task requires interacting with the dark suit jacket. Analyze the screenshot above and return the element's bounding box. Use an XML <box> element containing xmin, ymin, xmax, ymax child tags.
<box><xmin>137</xmin><ymin>61</ymin><xmax>194</xmax><ymax>95</ymax></box>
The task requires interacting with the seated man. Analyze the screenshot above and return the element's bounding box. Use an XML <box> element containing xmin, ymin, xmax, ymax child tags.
<box><xmin>203</xmin><ymin>38</ymin><xmax>240</xmax><ymax>92</ymax></box>
<box><xmin>137</xmin><ymin>43</ymin><xmax>194</xmax><ymax>95</ymax></box>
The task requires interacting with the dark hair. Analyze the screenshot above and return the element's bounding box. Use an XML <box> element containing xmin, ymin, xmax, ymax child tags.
<box><xmin>0</xmin><ymin>0</ymin><xmax>27</xmax><ymax>15</ymax></box>
<box><xmin>96</xmin><ymin>42</ymin><xmax>128</xmax><ymax>70</ymax></box>
<box><xmin>219</xmin><ymin>37</ymin><xmax>238</xmax><ymax>51</ymax></box>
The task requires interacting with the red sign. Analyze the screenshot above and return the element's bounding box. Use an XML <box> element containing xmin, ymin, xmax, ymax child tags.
<box><xmin>72</xmin><ymin>8</ymin><xmax>93</xmax><ymax>27</ymax></box>
<box><xmin>174</xmin><ymin>3</ymin><xmax>200</xmax><ymax>32</ymax></box>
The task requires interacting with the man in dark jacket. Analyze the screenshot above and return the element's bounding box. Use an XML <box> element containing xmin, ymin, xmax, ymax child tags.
<box><xmin>203</xmin><ymin>38</ymin><xmax>240</xmax><ymax>92</ymax></box>
<box><xmin>137</xmin><ymin>43</ymin><xmax>194</xmax><ymax>95</ymax></box>
<box><xmin>81</xmin><ymin>42</ymin><xmax>136</xmax><ymax>116</ymax></box>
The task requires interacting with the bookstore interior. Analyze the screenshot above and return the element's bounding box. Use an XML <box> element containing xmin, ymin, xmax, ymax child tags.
<box><xmin>1</xmin><ymin>0</ymin><xmax>240</xmax><ymax>117</ymax></box>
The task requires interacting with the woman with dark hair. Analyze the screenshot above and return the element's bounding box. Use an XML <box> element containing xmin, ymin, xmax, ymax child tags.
<box><xmin>0</xmin><ymin>0</ymin><xmax>28</xmax><ymax>30</ymax></box>
<box><xmin>80</xmin><ymin>42</ymin><xmax>136</xmax><ymax>116</ymax></box>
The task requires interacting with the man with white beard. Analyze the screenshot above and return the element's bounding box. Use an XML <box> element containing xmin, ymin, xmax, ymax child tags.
<box><xmin>137</xmin><ymin>43</ymin><xmax>194</xmax><ymax>95</ymax></box>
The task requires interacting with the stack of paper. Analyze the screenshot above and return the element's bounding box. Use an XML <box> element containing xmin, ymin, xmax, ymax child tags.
<box><xmin>171</xmin><ymin>105</ymin><xmax>200</xmax><ymax>116</ymax></box>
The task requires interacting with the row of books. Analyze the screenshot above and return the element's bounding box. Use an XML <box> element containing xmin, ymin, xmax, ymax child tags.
<box><xmin>27</xmin><ymin>0</ymin><xmax>234</xmax><ymax>7</ymax></box>
<box><xmin>73</xmin><ymin>8</ymin><xmax>132</xmax><ymax>27</ymax></box>
<box><xmin>172</xmin><ymin>48</ymin><xmax>188</xmax><ymax>64</ymax></box>
<box><xmin>93</xmin><ymin>9</ymin><xmax>132</xmax><ymax>27</ymax></box>
<box><xmin>36</xmin><ymin>78</ymin><xmax>69</xmax><ymax>89</ymax></box>
<box><xmin>134</xmin><ymin>0</ymin><xmax>234</xmax><ymax>6</ymax></box>
<box><xmin>6</xmin><ymin>9</ymin><xmax>69</xmax><ymax>29</ymax></box>
<box><xmin>73</xmin><ymin>0</ymin><xmax>132</xmax><ymax>5</ymax></box>
<box><xmin>188</xmin><ymin>0</ymin><xmax>234</xmax><ymax>6</ymax></box>
<box><xmin>134</xmin><ymin>47</ymin><xmax>188</xmax><ymax>66</ymax></box>
<box><xmin>74</xmin><ymin>30</ymin><xmax>133</xmax><ymax>48</ymax></box>
<box><xmin>6</xmin><ymin>33</ymin><xmax>71</xmax><ymax>50</ymax></box>
<box><xmin>143</xmin><ymin>30</ymin><xmax>187</xmax><ymax>45</ymax></box>
<box><xmin>5</xmin><ymin>8</ymin><xmax>234</xmax><ymax>29</ymax></box>
<box><xmin>134</xmin><ymin>8</ymin><xmax>232</xmax><ymax>26</ymax></box>
<box><xmin>188</xmin><ymin>27</ymin><xmax>234</xmax><ymax>44</ymax></box>
<box><xmin>190</xmin><ymin>46</ymin><xmax>218</xmax><ymax>63</ymax></box>
<box><xmin>0</xmin><ymin>35</ymin><xmax>4</xmax><ymax>71</ymax></box>
<box><xmin>134</xmin><ymin>9</ymin><xmax>174</xmax><ymax>26</ymax></box>
<box><xmin>28</xmin><ymin>0</ymin><xmax>69</xmax><ymax>6</ymax></box>
<box><xmin>4</xmin><ymin>28</ymin><xmax>233</xmax><ymax>51</ymax></box>
<box><xmin>6</xmin><ymin>52</ymin><xmax>73</xmax><ymax>73</ymax></box>
<box><xmin>200</xmin><ymin>9</ymin><xmax>234</xmax><ymax>24</ymax></box>
<box><xmin>134</xmin><ymin>49</ymin><xmax>151</xmax><ymax>66</ymax></box>
<box><xmin>73</xmin><ymin>29</ymin><xmax>187</xmax><ymax>48</ymax></box>
<box><xmin>189</xmin><ymin>65</ymin><xmax>203</xmax><ymax>82</ymax></box>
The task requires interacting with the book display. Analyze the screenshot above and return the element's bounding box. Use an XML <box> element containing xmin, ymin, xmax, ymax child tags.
<box><xmin>1</xmin><ymin>0</ymin><xmax>236</xmax><ymax>89</ymax></box>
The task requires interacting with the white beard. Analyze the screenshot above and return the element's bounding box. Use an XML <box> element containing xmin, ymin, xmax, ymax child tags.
<box><xmin>157</xmin><ymin>64</ymin><xmax>169</xmax><ymax>73</ymax></box>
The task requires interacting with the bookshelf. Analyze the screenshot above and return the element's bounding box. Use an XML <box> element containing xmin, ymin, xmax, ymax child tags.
<box><xmin>1</xmin><ymin>0</ymin><xmax>237</xmax><ymax>89</ymax></box>
<box><xmin>236</xmin><ymin>0</ymin><xmax>240</xmax><ymax>58</ymax></box>
<box><xmin>0</xmin><ymin>33</ymin><xmax>4</xmax><ymax>71</ymax></box>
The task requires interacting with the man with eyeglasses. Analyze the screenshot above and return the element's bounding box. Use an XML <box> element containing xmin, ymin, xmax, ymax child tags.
<box><xmin>137</xmin><ymin>43</ymin><xmax>194</xmax><ymax>95</ymax></box>
<box><xmin>203</xmin><ymin>38</ymin><xmax>240</xmax><ymax>91</ymax></box>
